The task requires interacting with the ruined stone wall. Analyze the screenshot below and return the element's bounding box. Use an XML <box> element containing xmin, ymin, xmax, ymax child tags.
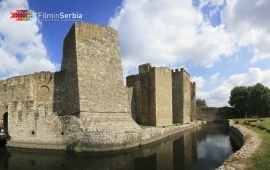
<box><xmin>196</xmin><ymin>106</ymin><xmax>220</xmax><ymax>122</ymax></box>
<box><xmin>0</xmin><ymin>72</ymin><xmax>65</xmax><ymax>146</ymax></box>
<box><xmin>155</xmin><ymin>68</ymin><xmax>172</xmax><ymax>126</ymax></box>
<box><xmin>196</xmin><ymin>106</ymin><xmax>232</xmax><ymax>121</ymax></box>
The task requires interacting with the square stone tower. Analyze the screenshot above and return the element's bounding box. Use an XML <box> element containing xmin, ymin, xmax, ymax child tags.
<box><xmin>127</xmin><ymin>64</ymin><xmax>173</xmax><ymax>126</ymax></box>
<box><xmin>61</xmin><ymin>22</ymin><xmax>140</xmax><ymax>131</ymax></box>
<box><xmin>172</xmin><ymin>68</ymin><xmax>191</xmax><ymax>123</ymax></box>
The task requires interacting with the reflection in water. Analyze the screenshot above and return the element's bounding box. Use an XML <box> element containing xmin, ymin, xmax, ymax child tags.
<box><xmin>0</xmin><ymin>122</ymin><xmax>239</xmax><ymax>170</ymax></box>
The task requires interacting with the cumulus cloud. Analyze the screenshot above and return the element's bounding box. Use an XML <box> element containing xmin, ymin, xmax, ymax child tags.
<box><xmin>191</xmin><ymin>76</ymin><xmax>205</xmax><ymax>89</ymax></box>
<box><xmin>109</xmin><ymin>0</ymin><xmax>270</xmax><ymax>106</ymax></box>
<box><xmin>109</xmin><ymin>0</ymin><xmax>234</xmax><ymax>78</ymax></box>
<box><xmin>199</xmin><ymin>68</ymin><xmax>270</xmax><ymax>106</ymax></box>
<box><xmin>222</xmin><ymin>0</ymin><xmax>270</xmax><ymax>63</ymax></box>
<box><xmin>210</xmin><ymin>72</ymin><xmax>220</xmax><ymax>82</ymax></box>
<box><xmin>0</xmin><ymin>0</ymin><xmax>57</xmax><ymax>79</ymax></box>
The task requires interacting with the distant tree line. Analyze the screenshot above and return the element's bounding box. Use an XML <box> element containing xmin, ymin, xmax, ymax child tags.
<box><xmin>196</xmin><ymin>98</ymin><xmax>207</xmax><ymax>107</ymax></box>
<box><xmin>228</xmin><ymin>83</ymin><xmax>270</xmax><ymax>118</ymax></box>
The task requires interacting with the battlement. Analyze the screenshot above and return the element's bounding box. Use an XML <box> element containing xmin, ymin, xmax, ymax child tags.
<box><xmin>0</xmin><ymin>22</ymin><xmax>198</xmax><ymax>150</ymax></box>
<box><xmin>139</xmin><ymin>63</ymin><xmax>152</xmax><ymax>74</ymax></box>
<box><xmin>1</xmin><ymin>71</ymin><xmax>56</xmax><ymax>87</ymax></box>
<box><xmin>127</xmin><ymin>63</ymin><xmax>196</xmax><ymax>125</ymax></box>
<box><xmin>33</xmin><ymin>71</ymin><xmax>54</xmax><ymax>81</ymax></box>
<box><xmin>73</xmin><ymin>22</ymin><xmax>118</xmax><ymax>44</ymax></box>
<box><xmin>172</xmin><ymin>68</ymin><xmax>190</xmax><ymax>77</ymax></box>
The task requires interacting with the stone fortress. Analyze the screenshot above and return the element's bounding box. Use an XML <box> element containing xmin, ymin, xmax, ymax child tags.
<box><xmin>127</xmin><ymin>64</ymin><xmax>196</xmax><ymax>126</ymax></box>
<box><xmin>0</xmin><ymin>22</ymin><xmax>196</xmax><ymax>151</ymax></box>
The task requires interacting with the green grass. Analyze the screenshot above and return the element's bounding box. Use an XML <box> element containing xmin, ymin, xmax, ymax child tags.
<box><xmin>234</xmin><ymin>118</ymin><xmax>270</xmax><ymax>170</ymax></box>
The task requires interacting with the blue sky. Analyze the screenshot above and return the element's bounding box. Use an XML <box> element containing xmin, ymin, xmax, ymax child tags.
<box><xmin>1</xmin><ymin>0</ymin><xmax>270</xmax><ymax>107</ymax></box>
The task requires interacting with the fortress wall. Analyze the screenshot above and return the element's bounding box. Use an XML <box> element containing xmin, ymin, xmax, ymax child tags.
<box><xmin>140</xmin><ymin>70</ymin><xmax>155</xmax><ymax>125</ymax></box>
<box><xmin>172</xmin><ymin>68</ymin><xmax>191</xmax><ymax>123</ymax></box>
<box><xmin>61</xmin><ymin>24</ymin><xmax>80</xmax><ymax>115</ymax></box>
<box><xmin>0</xmin><ymin>22</ymin><xmax>199</xmax><ymax>150</ymax></box>
<box><xmin>127</xmin><ymin>65</ymin><xmax>174</xmax><ymax>126</ymax></box>
<box><xmin>126</xmin><ymin>75</ymin><xmax>141</xmax><ymax>121</ymax></box>
<box><xmin>0</xmin><ymin>72</ymin><xmax>64</xmax><ymax>146</ymax></box>
<box><xmin>73</xmin><ymin>23</ymin><xmax>129</xmax><ymax>113</ymax></box>
<box><xmin>172</xmin><ymin>69</ymin><xmax>182</xmax><ymax>123</ymax></box>
<box><xmin>196</xmin><ymin>106</ymin><xmax>220</xmax><ymax>122</ymax></box>
<box><xmin>64</xmin><ymin>23</ymin><xmax>140</xmax><ymax>131</ymax></box>
<box><xmin>182</xmin><ymin>69</ymin><xmax>191</xmax><ymax>123</ymax></box>
<box><xmin>155</xmin><ymin>67</ymin><xmax>172</xmax><ymax>126</ymax></box>
<box><xmin>52</xmin><ymin>71</ymin><xmax>66</xmax><ymax>116</ymax></box>
<box><xmin>190</xmin><ymin>82</ymin><xmax>196</xmax><ymax>121</ymax></box>
<box><xmin>127</xmin><ymin>66</ymin><xmax>157</xmax><ymax>126</ymax></box>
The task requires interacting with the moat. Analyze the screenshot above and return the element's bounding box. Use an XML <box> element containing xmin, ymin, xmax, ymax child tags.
<box><xmin>0</xmin><ymin>122</ymin><xmax>239</xmax><ymax>170</ymax></box>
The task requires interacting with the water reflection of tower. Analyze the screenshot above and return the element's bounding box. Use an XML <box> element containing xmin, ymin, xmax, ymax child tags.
<box><xmin>157</xmin><ymin>142</ymin><xmax>173</xmax><ymax>170</ymax></box>
<box><xmin>173</xmin><ymin>131</ymin><xmax>198</xmax><ymax>169</ymax></box>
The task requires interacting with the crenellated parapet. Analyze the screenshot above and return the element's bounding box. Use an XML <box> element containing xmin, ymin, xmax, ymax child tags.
<box><xmin>127</xmin><ymin>63</ymin><xmax>196</xmax><ymax>126</ymax></box>
<box><xmin>0</xmin><ymin>22</ymin><xmax>198</xmax><ymax>151</ymax></box>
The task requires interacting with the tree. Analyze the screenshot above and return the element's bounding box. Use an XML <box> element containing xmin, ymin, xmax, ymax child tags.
<box><xmin>196</xmin><ymin>99</ymin><xmax>207</xmax><ymax>107</ymax></box>
<box><xmin>249</xmin><ymin>83</ymin><xmax>270</xmax><ymax>117</ymax></box>
<box><xmin>228</xmin><ymin>83</ymin><xmax>270</xmax><ymax>117</ymax></box>
<box><xmin>228</xmin><ymin>86</ymin><xmax>250</xmax><ymax>117</ymax></box>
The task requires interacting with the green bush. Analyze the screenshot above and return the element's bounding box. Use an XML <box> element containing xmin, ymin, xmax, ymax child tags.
<box><xmin>258</xmin><ymin>125</ymin><xmax>266</xmax><ymax>130</ymax></box>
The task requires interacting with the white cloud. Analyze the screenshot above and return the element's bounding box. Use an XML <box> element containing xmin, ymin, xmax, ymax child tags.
<box><xmin>0</xmin><ymin>0</ymin><xmax>57</xmax><ymax>79</ymax></box>
<box><xmin>191</xmin><ymin>76</ymin><xmax>205</xmax><ymax>89</ymax></box>
<box><xmin>210</xmin><ymin>72</ymin><xmax>220</xmax><ymax>82</ymax></box>
<box><xmin>109</xmin><ymin>0</ymin><xmax>270</xmax><ymax>107</ymax></box>
<box><xmin>222</xmin><ymin>0</ymin><xmax>270</xmax><ymax>63</ymax></box>
<box><xmin>109</xmin><ymin>0</ymin><xmax>234</xmax><ymax>78</ymax></box>
<box><xmin>201</xmin><ymin>68</ymin><xmax>270</xmax><ymax>107</ymax></box>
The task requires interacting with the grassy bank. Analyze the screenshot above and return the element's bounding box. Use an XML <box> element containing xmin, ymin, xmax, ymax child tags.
<box><xmin>234</xmin><ymin>118</ymin><xmax>270</xmax><ymax>170</ymax></box>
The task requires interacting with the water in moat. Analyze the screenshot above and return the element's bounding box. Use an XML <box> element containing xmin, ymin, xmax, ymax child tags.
<box><xmin>0</xmin><ymin>122</ymin><xmax>239</xmax><ymax>170</ymax></box>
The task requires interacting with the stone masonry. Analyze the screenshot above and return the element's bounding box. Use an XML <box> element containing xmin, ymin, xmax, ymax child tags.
<box><xmin>0</xmin><ymin>22</ymin><xmax>197</xmax><ymax>150</ymax></box>
<box><xmin>0</xmin><ymin>22</ymin><xmax>140</xmax><ymax>149</ymax></box>
<box><xmin>126</xmin><ymin>64</ymin><xmax>196</xmax><ymax>126</ymax></box>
